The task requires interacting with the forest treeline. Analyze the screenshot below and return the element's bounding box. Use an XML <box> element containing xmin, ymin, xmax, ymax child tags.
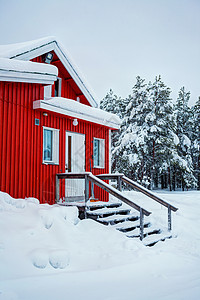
<box><xmin>100</xmin><ymin>76</ymin><xmax>200</xmax><ymax>191</ymax></box>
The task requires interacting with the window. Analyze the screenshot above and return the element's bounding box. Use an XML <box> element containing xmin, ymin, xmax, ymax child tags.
<box><xmin>43</xmin><ymin>127</ymin><xmax>59</xmax><ymax>164</ymax></box>
<box><xmin>54</xmin><ymin>78</ymin><xmax>62</xmax><ymax>97</ymax></box>
<box><xmin>93</xmin><ymin>138</ymin><xmax>105</xmax><ymax>168</ymax></box>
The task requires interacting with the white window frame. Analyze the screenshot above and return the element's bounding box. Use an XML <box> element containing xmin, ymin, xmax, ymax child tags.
<box><xmin>43</xmin><ymin>126</ymin><xmax>59</xmax><ymax>164</ymax></box>
<box><xmin>93</xmin><ymin>138</ymin><xmax>105</xmax><ymax>168</ymax></box>
<box><xmin>44</xmin><ymin>85</ymin><xmax>52</xmax><ymax>99</ymax></box>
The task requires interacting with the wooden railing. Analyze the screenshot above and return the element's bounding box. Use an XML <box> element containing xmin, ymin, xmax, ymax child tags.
<box><xmin>56</xmin><ymin>172</ymin><xmax>151</xmax><ymax>240</ymax></box>
<box><xmin>97</xmin><ymin>173</ymin><xmax>178</xmax><ymax>231</ymax></box>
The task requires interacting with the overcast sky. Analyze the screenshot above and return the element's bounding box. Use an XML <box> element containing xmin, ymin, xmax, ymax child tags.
<box><xmin>0</xmin><ymin>0</ymin><xmax>199</xmax><ymax>106</ymax></box>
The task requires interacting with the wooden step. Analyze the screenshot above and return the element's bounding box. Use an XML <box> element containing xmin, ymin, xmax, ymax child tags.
<box><xmin>86</xmin><ymin>201</ymin><xmax>122</xmax><ymax>211</ymax></box>
<box><xmin>114</xmin><ymin>219</ymin><xmax>150</xmax><ymax>232</ymax></box>
<box><xmin>126</xmin><ymin>226</ymin><xmax>161</xmax><ymax>238</ymax></box>
<box><xmin>85</xmin><ymin>199</ymin><xmax>172</xmax><ymax>247</ymax></box>
<box><xmin>142</xmin><ymin>232</ymin><xmax>172</xmax><ymax>247</ymax></box>
<box><xmin>86</xmin><ymin>207</ymin><xmax>131</xmax><ymax>218</ymax></box>
<box><xmin>97</xmin><ymin>213</ymin><xmax>138</xmax><ymax>225</ymax></box>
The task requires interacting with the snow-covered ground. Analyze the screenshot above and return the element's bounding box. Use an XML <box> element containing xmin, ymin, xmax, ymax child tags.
<box><xmin>0</xmin><ymin>190</ymin><xmax>200</xmax><ymax>300</ymax></box>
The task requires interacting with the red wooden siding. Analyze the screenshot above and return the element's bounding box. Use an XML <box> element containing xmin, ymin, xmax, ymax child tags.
<box><xmin>0</xmin><ymin>81</ymin><xmax>109</xmax><ymax>204</ymax></box>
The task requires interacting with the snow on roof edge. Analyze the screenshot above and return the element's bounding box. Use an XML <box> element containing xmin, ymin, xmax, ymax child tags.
<box><xmin>0</xmin><ymin>36</ymin><xmax>57</xmax><ymax>59</ymax></box>
<box><xmin>0</xmin><ymin>57</ymin><xmax>58</xmax><ymax>76</ymax></box>
<box><xmin>34</xmin><ymin>97</ymin><xmax>121</xmax><ymax>129</ymax></box>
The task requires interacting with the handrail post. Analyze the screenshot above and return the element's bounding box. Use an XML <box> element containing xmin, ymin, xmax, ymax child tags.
<box><xmin>117</xmin><ymin>176</ymin><xmax>122</xmax><ymax>191</ymax></box>
<box><xmin>140</xmin><ymin>208</ymin><xmax>144</xmax><ymax>241</ymax></box>
<box><xmin>56</xmin><ymin>175</ymin><xmax>60</xmax><ymax>203</ymax></box>
<box><xmin>85</xmin><ymin>174</ymin><xmax>89</xmax><ymax>219</ymax></box>
<box><xmin>168</xmin><ymin>205</ymin><xmax>172</xmax><ymax>231</ymax></box>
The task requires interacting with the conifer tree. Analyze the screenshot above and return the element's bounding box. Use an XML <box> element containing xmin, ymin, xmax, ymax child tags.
<box><xmin>113</xmin><ymin>76</ymin><xmax>152</xmax><ymax>186</ymax></box>
<box><xmin>174</xmin><ymin>87</ymin><xmax>196</xmax><ymax>190</ymax></box>
<box><xmin>100</xmin><ymin>89</ymin><xmax>127</xmax><ymax>172</ymax></box>
<box><xmin>192</xmin><ymin>97</ymin><xmax>200</xmax><ymax>189</ymax></box>
<box><xmin>145</xmin><ymin>76</ymin><xmax>178</xmax><ymax>190</ymax></box>
<box><xmin>100</xmin><ymin>77</ymin><xmax>197</xmax><ymax>191</ymax></box>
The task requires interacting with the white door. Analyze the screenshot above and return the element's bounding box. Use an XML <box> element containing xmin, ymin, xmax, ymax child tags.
<box><xmin>65</xmin><ymin>132</ymin><xmax>85</xmax><ymax>201</ymax></box>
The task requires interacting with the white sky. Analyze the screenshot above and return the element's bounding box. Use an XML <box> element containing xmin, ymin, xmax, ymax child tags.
<box><xmin>0</xmin><ymin>0</ymin><xmax>199</xmax><ymax>106</ymax></box>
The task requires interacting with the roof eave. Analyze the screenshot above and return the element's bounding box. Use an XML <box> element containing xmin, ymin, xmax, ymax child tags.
<box><xmin>0</xmin><ymin>70</ymin><xmax>57</xmax><ymax>85</ymax></box>
<box><xmin>33</xmin><ymin>99</ymin><xmax>120</xmax><ymax>130</ymax></box>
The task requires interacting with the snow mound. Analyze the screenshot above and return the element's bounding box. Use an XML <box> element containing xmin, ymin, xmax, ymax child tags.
<box><xmin>0</xmin><ymin>191</ymin><xmax>26</xmax><ymax>209</ymax></box>
<box><xmin>49</xmin><ymin>250</ymin><xmax>70</xmax><ymax>269</ymax></box>
<box><xmin>31</xmin><ymin>249</ymin><xmax>49</xmax><ymax>269</ymax></box>
<box><xmin>1</xmin><ymin>190</ymin><xmax>200</xmax><ymax>300</ymax></box>
<box><xmin>39</xmin><ymin>209</ymin><xmax>54</xmax><ymax>229</ymax></box>
<box><xmin>0</xmin><ymin>191</ymin><xmax>143</xmax><ymax>280</ymax></box>
<box><xmin>58</xmin><ymin>205</ymin><xmax>79</xmax><ymax>225</ymax></box>
<box><xmin>26</xmin><ymin>198</ymin><xmax>40</xmax><ymax>205</ymax></box>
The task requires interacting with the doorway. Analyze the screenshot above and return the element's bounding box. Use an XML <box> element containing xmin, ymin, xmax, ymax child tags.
<box><xmin>65</xmin><ymin>131</ymin><xmax>85</xmax><ymax>201</ymax></box>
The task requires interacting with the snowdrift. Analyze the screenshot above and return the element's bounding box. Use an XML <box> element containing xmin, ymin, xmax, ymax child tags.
<box><xmin>0</xmin><ymin>191</ymin><xmax>143</xmax><ymax>280</ymax></box>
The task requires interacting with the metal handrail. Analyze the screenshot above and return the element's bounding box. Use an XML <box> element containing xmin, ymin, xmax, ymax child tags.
<box><xmin>97</xmin><ymin>174</ymin><xmax>178</xmax><ymax>211</ymax></box>
<box><xmin>87</xmin><ymin>173</ymin><xmax>151</xmax><ymax>216</ymax></box>
<box><xmin>97</xmin><ymin>173</ymin><xmax>178</xmax><ymax>231</ymax></box>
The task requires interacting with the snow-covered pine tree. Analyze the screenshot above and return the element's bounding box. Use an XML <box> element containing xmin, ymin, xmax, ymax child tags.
<box><xmin>145</xmin><ymin>76</ymin><xmax>178</xmax><ymax>190</ymax></box>
<box><xmin>174</xmin><ymin>87</ymin><xmax>196</xmax><ymax>190</ymax></box>
<box><xmin>100</xmin><ymin>89</ymin><xmax>126</xmax><ymax>118</ymax></box>
<box><xmin>192</xmin><ymin>97</ymin><xmax>200</xmax><ymax>189</ymax></box>
<box><xmin>113</xmin><ymin>76</ymin><xmax>152</xmax><ymax>186</ymax></box>
<box><xmin>100</xmin><ymin>89</ymin><xmax>127</xmax><ymax>173</ymax></box>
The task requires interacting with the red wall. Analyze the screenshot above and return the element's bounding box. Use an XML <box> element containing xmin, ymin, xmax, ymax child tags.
<box><xmin>0</xmin><ymin>81</ymin><xmax>110</xmax><ymax>204</ymax></box>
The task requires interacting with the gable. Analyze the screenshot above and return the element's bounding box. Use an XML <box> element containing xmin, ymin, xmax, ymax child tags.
<box><xmin>0</xmin><ymin>37</ymin><xmax>98</xmax><ymax>107</ymax></box>
<box><xmin>32</xmin><ymin>51</ymin><xmax>91</xmax><ymax>106</ymax></box>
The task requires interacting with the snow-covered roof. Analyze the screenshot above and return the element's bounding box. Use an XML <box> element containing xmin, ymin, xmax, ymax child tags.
<box><xmin>0</xmin><ymin>57</ymin><xmax>58</xmax><ymax>84</ymax></box>
<box><xmin>0</xmin><ymin>37</ymin><xmax>98</xmax><ymax>107</ymax></box>
<box><xmin>0</xmin><ymin>37</ymin><xmax>54</xmax><ymax>59</ymax></box>
<box><xmin>33</xmin><ymin>97</ymin><xmax>121</xmax><ymax>129</ymax></box>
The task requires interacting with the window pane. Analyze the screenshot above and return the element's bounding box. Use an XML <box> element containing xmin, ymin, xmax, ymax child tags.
<box><xmin>44</xmin><ymin>129</ymin><xmax>52</xmax><ymax>161</ymax></box>
<box><xmin>54</xmin><ymin>80</ymin><xmax>58</xmax><ymax>97</ymax></box>
<box><xmin>93</xmin><ymin>139</ymin><xmax>100</xmax><ymax>167</ymax></box>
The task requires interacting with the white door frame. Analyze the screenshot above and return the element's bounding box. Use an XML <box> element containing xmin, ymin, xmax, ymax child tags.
<box><xmin>65</xmin><ymin>131</ymin><xmax>85</xmax><ymax>201</ymax></box>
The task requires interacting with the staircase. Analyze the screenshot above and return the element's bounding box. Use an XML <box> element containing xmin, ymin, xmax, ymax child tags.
<box><xmin>56</xmin><ymin>172</ymin><xmax>178</xmax><ymax>246</ymax></box>
<box><xmin>86</xmin><ymin>200</ymin><xmax>173</xmax><ymax>247</ymax></box>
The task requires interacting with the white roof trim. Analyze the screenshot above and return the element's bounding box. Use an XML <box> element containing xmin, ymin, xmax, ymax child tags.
<box><xmin>0</xmin><ymin>37</ymin><xmax>98</xmax><ymax>107</ymax></box>
<box><xmin>0</xmin><ymin>73</ymin><xmax>56</xmax><ymax>85</ymax></box>
<box><xmin>33</xmin><ymin>97</ymin><xmax>120</xmax><ymax>129</ymax></box>
<box><xmin>0</xmin><ymin>57</ymin><xmax>58</xmax><ymax>84</ymax></box>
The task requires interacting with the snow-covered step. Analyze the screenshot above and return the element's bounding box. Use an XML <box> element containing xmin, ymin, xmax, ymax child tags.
<box><xmin>86</xmin><ymin>206</ymin><xmax>131</xmax><ymax>218</ymax></box>
<box><xmin>97</xmin><ymin>213</ymin><xmax>138</xmax><ymax>225</ymax></box>
<box><xmin>86</xmin><ymin>200</ymin><xmax>122</xmax><ymax>211</ymax></box>
<box><xmin>113</xmin><ymin>219</ymin><xmax>150</xmax><ymax>232</ymax></box>
<box><xmin>142</xmin><ymin>232</ymin><xmax>172</xmax><ymax>247</ymax></box>
<box><xmin>85</xmin><ymin>198</ymin><xmax>173</xmax><ymax>247</ymax></box>
<box><xmin>126</xmin><ymin>225</ymin><xmax>161</xmax><ymax>238</ymax></box>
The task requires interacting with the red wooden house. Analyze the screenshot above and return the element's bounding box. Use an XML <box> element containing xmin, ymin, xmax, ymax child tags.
<box><xmin>0</xmin><ymin>37</ymin><xmax>178</xmax><ymax>244</ymax></box>
<box><xmin>0</xmin><ymin>37</ymin><xmax>120</xmax><ymax>204</ymax></box>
